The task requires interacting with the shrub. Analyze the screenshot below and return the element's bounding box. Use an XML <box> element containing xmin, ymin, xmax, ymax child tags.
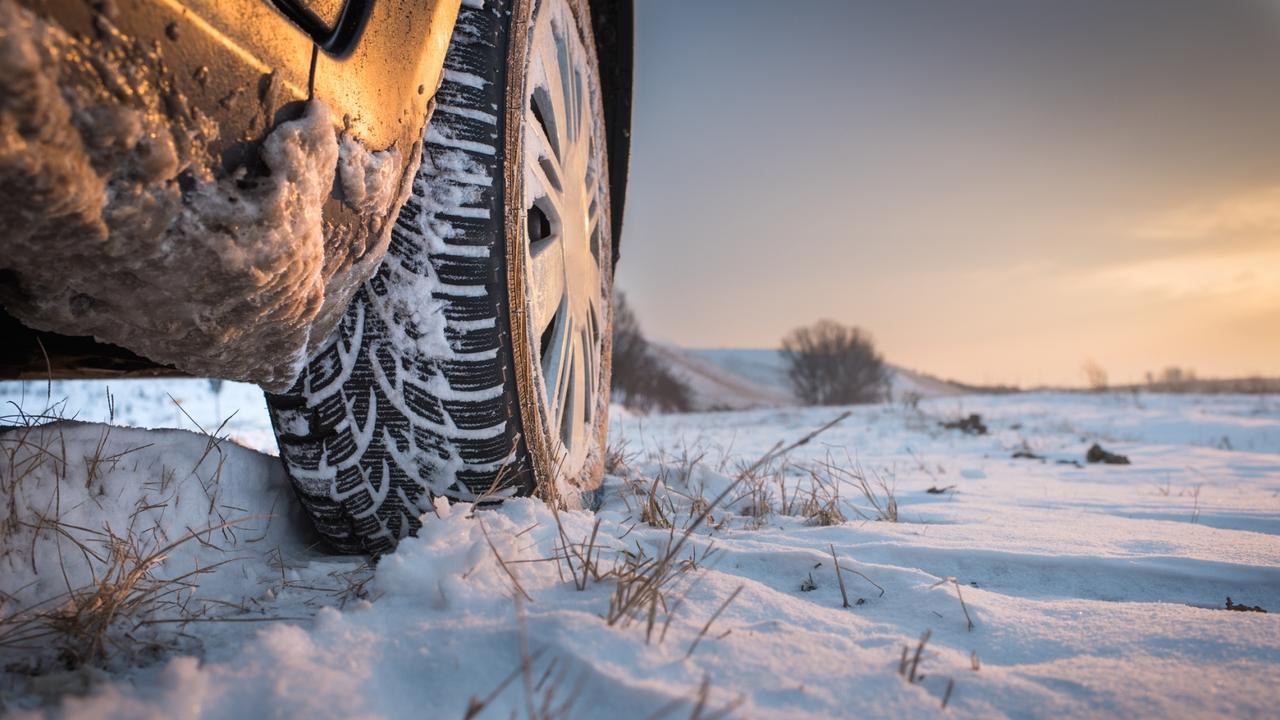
<box><xmin>1081</xmin><ymin>360</ymin><xmax>1109</xmax><ymax>392</ymax></box>
<box><xmin>781</xmin><ymin>320</ymin><xmax>887</xmax><ymax>405</ymax></box>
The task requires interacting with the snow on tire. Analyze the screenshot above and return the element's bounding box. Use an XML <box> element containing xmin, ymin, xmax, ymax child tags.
<box><xmin>266</xmin><ymin>0</ymin><xmax>612</xmax><ymax>555</ymax></box>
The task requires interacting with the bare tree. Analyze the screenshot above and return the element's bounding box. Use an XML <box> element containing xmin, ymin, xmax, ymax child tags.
<box><xmin>781</xmin><ymin>320</ymin><xmax>887</xmax><ymax>405</ymax></box>
<box><xmin>1081</xmin><ymin>360</ymin><xmax>1109</xmax><ymax>392</ymax></box>
<box><xmin>610</xmin><ymin>293</ymin><xmax>692</xmax><ymax>413</ymax></box>
<box><xmin>1159</xmin><ymin>366</ymin><xmax>1197</xmax><ymax>389</ymax></box>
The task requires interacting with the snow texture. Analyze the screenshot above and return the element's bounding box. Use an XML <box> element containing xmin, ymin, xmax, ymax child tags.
<box><xmin>1</xmin><ymin>381</ymin><xmax>1277</xmax><ymax>718</ymax></box>
<box><xmin>0</xmin><ymin>0</ymin><xmax>409</xmax><ymax>391</ymax></box>
<box><xmin>337</xmin><ymin>137</ymin><xmax>403</xmax><ymax>216</ymax></box>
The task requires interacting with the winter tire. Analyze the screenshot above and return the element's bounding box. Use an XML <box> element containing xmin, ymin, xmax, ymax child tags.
<box><xmin>265</xmin><ymin>0</ymin><xmax>614</xmax><ymax>555</ymax></box>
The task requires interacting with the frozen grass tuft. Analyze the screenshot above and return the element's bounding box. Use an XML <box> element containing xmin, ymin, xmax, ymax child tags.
<box><xmin>463</xmin><ymin>598</ymin><xmax>584</xmax><ymax>720</ymax></box>
<box><xmin>823</xmin><ymin>457</ymin><xmax>899</xmax><ymax>523</ymax></box>
<box><xmin>0</xmin><ymin>517</ymin><xmax>246</xmax><ymax>669</ymax></box>
<box><xmin>0</xmin><ymin>390</ymin><xmax>298</xmax><ymax>676</ymax></box>
<box><xmin>614</xmin><ymin>410</ymin><xmax>915</xmax><ymax>533</ymax></box>
<box><xmin>597</xmin><ymin>413</ymin><xmax>854</xmax><ymax>641</ymax></box>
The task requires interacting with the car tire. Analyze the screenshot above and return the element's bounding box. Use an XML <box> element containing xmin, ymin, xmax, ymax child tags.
<box><xmin>265</xmin><ymin>0</ymin><xmax>613</xmax><ymax>555</ymax></box>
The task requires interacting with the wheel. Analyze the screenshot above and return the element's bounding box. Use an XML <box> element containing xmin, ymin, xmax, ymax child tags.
<box><xmin>265</xmin><ymin>0</ymin><xmax>613</xmax><ymax>555</ymax></box>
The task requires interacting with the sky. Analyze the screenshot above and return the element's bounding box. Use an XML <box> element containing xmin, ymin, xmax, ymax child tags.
<box><xmin>614</xmin><ymin>0</ymin><xmax>1280</xmax><ymax>387</ymax></box>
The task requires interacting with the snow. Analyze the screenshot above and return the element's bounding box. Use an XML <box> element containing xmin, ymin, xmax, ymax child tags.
<box><xmin>337</xmin><ymin>136</ymin><xmax>403</xmax><ymax>215</ymax></box>
<box><xmin>1</xmin><ymin>381</ymin><xmax>1278</xmax><ymax>718</ymax></box>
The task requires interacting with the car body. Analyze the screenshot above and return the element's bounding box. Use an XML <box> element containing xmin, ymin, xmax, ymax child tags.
<box><xmin>0</xmin><ymin>0</ymin><xmax>630</xmax><ymax>390</ymax></box>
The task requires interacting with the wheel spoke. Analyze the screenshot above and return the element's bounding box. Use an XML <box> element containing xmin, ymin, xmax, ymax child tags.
<box><xmin>563</xmin><ymin>327</ymin><xmax>586</xmax><ymax>446</ymax></box>
<box><xmin>555</xmin><ymin>36</ymin><xmax>576</xmax><ymax>144</ymax></box>
<box><xmin>579</xmin><ymin>323</ymin><xmax>596</xmax><ymax>426</ymax></box>
<box><xmin>529</xmin><ymin>87</ymin><xmax>564</xmax><ymax>169</ymax></box>
<box><xmin>536</xmin><ymin>36</ymin><xmax>571</xmax><ymax>153</ymax></box>
<box><xmin>554</xmin><ymin>319</ymin><xmax>576</xmax><ymax>433</ymax></box>
<box><xmin>525</xmin><ymin>123</ymin><xmax>565</xmax><ymax>212</ymax></box>
<box><xmin>542</xmin><ymin>305</ymin><xmax>572</xmax><ymax>426</ymax></box>
<box><xmin>528</xmin><ymin>234</ymin><xmax>565</xmax><ymax>337</ymax></box>
<box><xmin>586</xmin><ymin>199</ymin><xmax>601</xmax><ymax>242</ymax></box>
<box><xmin>572</xmin><ymin>69</ymin><xmax>591</xmax><ymax>169</ymax></box>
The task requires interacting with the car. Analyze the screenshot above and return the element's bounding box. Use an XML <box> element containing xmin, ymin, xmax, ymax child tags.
<box><xmin>0</xmin><ymin>0</ymin><xmax>633</xmax><ymax>554</ymax></box>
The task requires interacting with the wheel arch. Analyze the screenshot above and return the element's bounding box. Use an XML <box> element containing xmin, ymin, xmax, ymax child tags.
<box><xmin>0</xmin><ymin>0</ymin><xmax>631</xmax><ymax>383</ymax></box>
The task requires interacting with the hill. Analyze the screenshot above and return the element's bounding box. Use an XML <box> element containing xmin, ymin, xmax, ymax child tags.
<box><xmin>648</xmin><ymin>345</ymin><xmax>966</xmax><ymax>411</ymax></box>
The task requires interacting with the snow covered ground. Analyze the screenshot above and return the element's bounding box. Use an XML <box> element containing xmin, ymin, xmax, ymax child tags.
<box><xmin>1</xmin><ymin>380</ymin><xmax>1278</xmax><ymax>718</ymax></box>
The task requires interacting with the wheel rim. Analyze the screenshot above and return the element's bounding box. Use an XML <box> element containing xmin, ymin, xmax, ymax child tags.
<box><xmin>520</xmin><ymin>0</ymin><xmax>609</xmax><ymax>480</ymax></box>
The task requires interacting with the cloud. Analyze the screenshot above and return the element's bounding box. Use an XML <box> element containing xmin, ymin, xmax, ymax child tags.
<box><xmin>1089</xmin><ymin>246</ymin><xmax>1280</xmax><ymax>311</ymax></box>
<box><xmin>1088</xmin><ymin>186</ymin><xmax>1280</xmax><ymax>309</ymax></box>
<box><xmin>1135</xmin><ymin>185</ymin><xmax>1280</xmax><ymax>243</ymax></box>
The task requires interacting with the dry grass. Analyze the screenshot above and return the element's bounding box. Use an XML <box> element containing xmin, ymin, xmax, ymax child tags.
<box><xmin>929</xmin><ymin>577</ymin><xmax>975</xmax><ymax>631</ymax></box>
<box><xmin>684</xmin><ymin>585</ymin><xmax>742</xmax><ymax>659</ymax></box>
<box><xmin>546</xmin><ymin>413</ymin><xmax>854</xmax><ymax>647</ymax></box>
<box><xmin>626</xmin><ymin>447</ymin><xmax>862</xmax><ymax>533</ymax></box>
<box><xmin>0</xmin><ymin>390</ymin><xmax>291</xmax><ymax>673</ymax></box>
<box><xmin>589</xmin><ymin>412</ymin><xmax>912</xmax><ymax>644</ymax></box>
<box><xmin>602</xmin><ymin>524</ymin><xmax>716</xmax><ymax>640</ymax></box>
<box><xmin>645</xmin><ymin>674</ymin><xmax>745</xmax><ymax>720</ymax></box>
<box><xmin>820</xmin><ymin>456</ymin><xmax>899</xmax><ymax>523</ymax></box>
<box><xmin>829</xmin><ymin>543</ymin><xmax>885</xmax><ymax>604</ymax></box>
<box><xmin>463</xmin><ymin>598</ymin><xmax>583</xmax><ymax>720</ymax></box>
<box><xmin>613</xmin><ymin>449</ymin><xmax>713</xmax><ymax>533</ymax></box>
<box><xmin>897</xmin><ymin>629</ymin><xmax>931</xmax><ymax>683</ymax></box>
<box><xmin>604</xmin><ymin>437</ymin><xmax>639</xmax><ymax>476</ymax></box>
<box><xmin>636</xmin><ymin>474</ymin><xmax>678</xmax><ymax>530</ymax></box>
<box><xmin>0</xmin><ymin>516</ymin><xmax>247</xmax><ymax>669</ymax></box>
<box><xmin>897</xmin><ymin>628</ymin><xmax>961</xmax><ymax>709</ymax></box>
<box><xmin>831</xmin><ymin>544</ymin><xmax>851</xmax><ymax>608</ymax></box>
<box><xmin>464</xmin><ymin>597</ymin><xmax>745</xmax><ymax>720</ymax></box>
<box><xmin>796</xmin><ymin>467</ymin><xmax>848</xmax><ymax>527</ymax></box>
<box><xmin>479</xmin><ymin>518</ymin><xmax>535</xmax><ymax>603</ymax></box>
<box><xmin>549</xmin><ymin>511</ymin><xmax>606</xmax><ymax>593</ymax></box>
<box><xmin>725</xmin><ymin>456</ymin><xmax>864</xmax><ymax>529</ymax></box>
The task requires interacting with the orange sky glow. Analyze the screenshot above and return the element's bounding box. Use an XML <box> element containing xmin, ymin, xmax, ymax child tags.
<box><xmin>618</xmin><ymin>0</ymin><xmax>1280</xmax><ymax>387</ymax></box>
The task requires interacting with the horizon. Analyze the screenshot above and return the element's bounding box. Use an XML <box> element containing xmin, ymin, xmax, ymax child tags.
<box><xmin>664</xmin><ymin>344</ymin><xmax>1278</xmax><ymax>390</ymax></box>
<box><xmin>617</xmin><ymin>0</ymin><xmax>1280</xmax><ymax>388</ymax></box>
